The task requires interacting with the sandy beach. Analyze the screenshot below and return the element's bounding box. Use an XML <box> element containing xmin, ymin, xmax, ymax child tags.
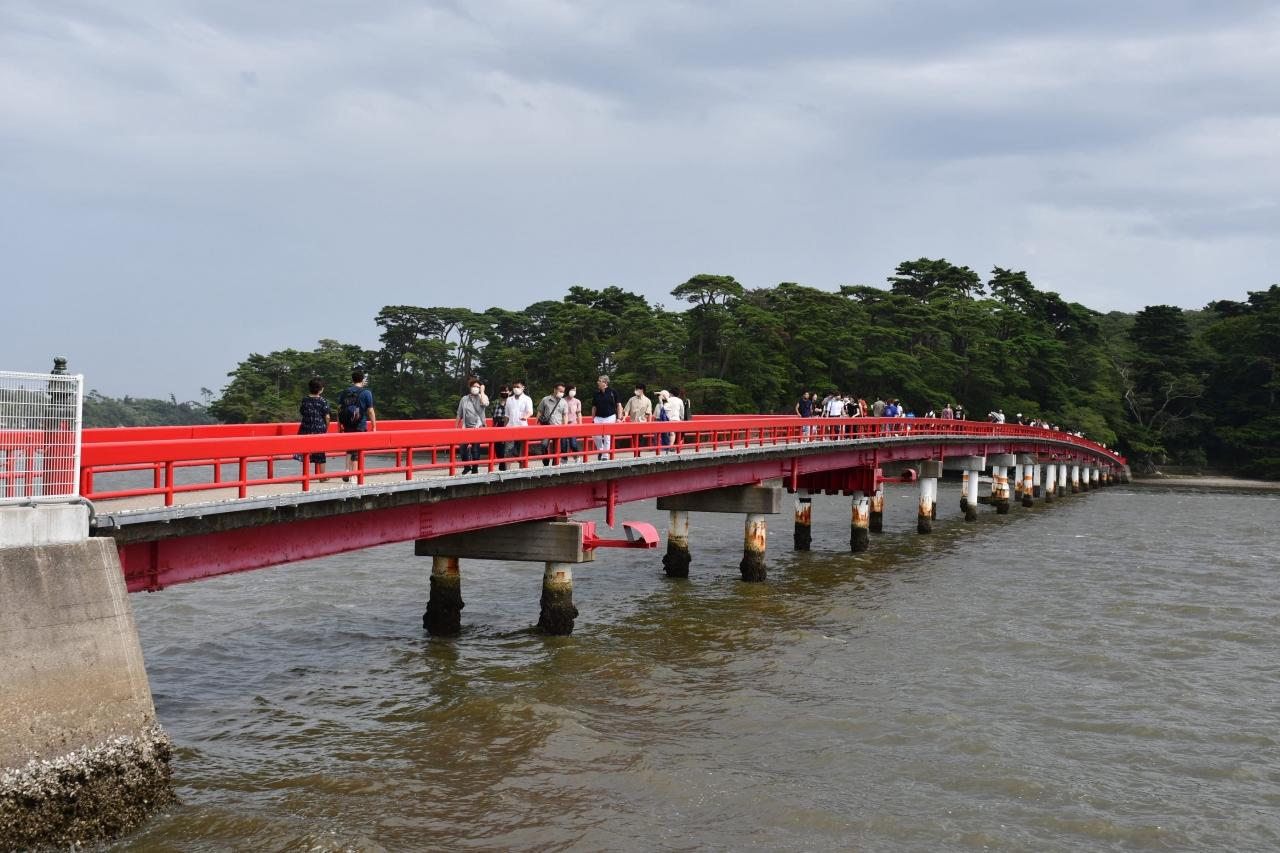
<box><xmin>1131</xmin><ymin>475</ymin><xmax>1280</xmax><ymax>491</ymax></box>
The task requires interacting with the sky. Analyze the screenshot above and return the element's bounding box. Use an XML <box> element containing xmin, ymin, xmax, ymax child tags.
<box><xmin>2</xmin><ymin>1</ymin><xmax>1277</xmax><ymax>399</ymax></box>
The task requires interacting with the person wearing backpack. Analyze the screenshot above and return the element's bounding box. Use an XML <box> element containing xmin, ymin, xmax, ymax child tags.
<box><xmin>491</xmin><ymin>387</ymin><xmax>511</xmax><ymax>471</ymax></box>
<box><xmin>338</xmin><ymin>370</ymin><xmax>376</xmax><ymax>482</ymax></box>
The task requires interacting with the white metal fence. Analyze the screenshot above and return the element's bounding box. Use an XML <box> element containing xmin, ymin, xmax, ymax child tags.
<box><xmin>0</xmin><ymin>370</ymin><xmax>84</xmax><ymax>503</ymax></box>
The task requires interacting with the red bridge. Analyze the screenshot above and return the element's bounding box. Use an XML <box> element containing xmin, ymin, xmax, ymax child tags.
<box><xmin>2</xmin><ymin>399</ymin><xmax>1130</xmax><ymax>849</ymax></box>
<box><xmin>78</xmin><ymin>415</ymin><xmax>1127</xmax><ymax>635</ymax></box>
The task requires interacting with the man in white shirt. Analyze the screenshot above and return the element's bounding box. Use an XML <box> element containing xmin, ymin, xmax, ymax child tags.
<box><xmin>504</xmin><ymin>381</ymin><xmax>534</xmax><ymax>467</ymax></box>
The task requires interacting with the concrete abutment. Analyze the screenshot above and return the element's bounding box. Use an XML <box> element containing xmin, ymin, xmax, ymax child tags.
<box><xmin>1</xmin><ymin>504</ymin><xmax>172</xmax><ymax>850</ymax></box>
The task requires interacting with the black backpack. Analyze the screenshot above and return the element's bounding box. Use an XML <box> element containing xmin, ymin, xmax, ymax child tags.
<box><xmin>337</xmin><ymin>387</ymin><xmax>363</xmax><ymax>430</ymax></box>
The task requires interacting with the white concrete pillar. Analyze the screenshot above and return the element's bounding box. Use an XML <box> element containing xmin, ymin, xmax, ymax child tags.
<box><xmin>1032</xmin><ymin>462</ymin><xmax>1042</xmax><ymax>497</ymax></box>
<box><xmin>1044</xmin><ymin>464</ymin><xmax>1057</xmax><ymax>502</ymax></box>
<box><xmin>917</xmin><ymin>476</ymin><xmax>937</xmax><ymax>533</ymax></box>
<box><xmin>964</xmin><ymin>468</ymin><xmax>980</xmax><ymax>521</ymax></box>
<box><xmin>917</xmin><ymin>460</ymin><xmax>942</xmax><ymax>533</ymax></box>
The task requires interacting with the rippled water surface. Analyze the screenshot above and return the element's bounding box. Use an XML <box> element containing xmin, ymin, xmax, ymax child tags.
<box><xmin>114</xmin><ymin>484</ymin><xmax>1280</xmax><ymax>851</ymax></box>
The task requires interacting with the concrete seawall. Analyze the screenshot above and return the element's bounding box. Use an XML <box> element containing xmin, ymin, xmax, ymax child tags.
<box><xmin>1</xmin><ymin>506</ymin><xmax>171</xmax><ymax>850</ymax></box>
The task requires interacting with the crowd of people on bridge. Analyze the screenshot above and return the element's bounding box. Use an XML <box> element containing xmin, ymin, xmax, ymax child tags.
<box><xmin>299</xmin><ymin>371</ymin><xmax>1092</xmax><ymax>479</ymax></box>
<box><xmin>453</xmin><ymin>375</ymin><xmax>693</xmax><ymax>472</ymax></box>
<box><xmin>794</xmin><ymin>390</ymin><xmax>1089</xmax><ymax>437</ymax></box>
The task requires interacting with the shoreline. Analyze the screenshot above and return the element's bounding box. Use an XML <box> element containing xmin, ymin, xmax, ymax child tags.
<box><xmin>1130</xmin><ymin>475</ymin><xmax>1279</xmax><ymax>492</ymax></box>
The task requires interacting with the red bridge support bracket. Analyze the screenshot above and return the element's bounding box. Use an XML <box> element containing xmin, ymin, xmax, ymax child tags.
<box><xmin>580</xmin><ymin>521</ymin><xmax>659</xmax><ymax>550</ymax></box>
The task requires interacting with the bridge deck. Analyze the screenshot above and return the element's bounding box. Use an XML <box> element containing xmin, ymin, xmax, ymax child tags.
<box><xmin>73</xmin><ymin>417</ymin><xmax>1125</xmax><ymax>592</ymax></box>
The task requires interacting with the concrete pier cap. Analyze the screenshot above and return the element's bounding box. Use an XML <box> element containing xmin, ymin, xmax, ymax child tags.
<box><xmin>916</xmin><ymin>460</ymin><xmax>944</xmax><ymax>479</ymax></box>
<box><xmin>987</xmin><ymin>453</ymin><xmax>1017</xmax><ymax>468</ymax></box>
<box><xmin>943</xmin><ymin>456</ymin><xmax>986</xmax><ymax>472</ymax></box>
<box><xmin>2</xmin><ymin>502</ymin><xmax>172</xmax><ymax>849</ymax></box>
<box><xmin>656</xmin><ymin>484</ymin><xmax>782</xmax><ymax>515</ymax></box>
<box><xmin>415</xmin><ymin>519</ymin><xmax>596</xmax><ymax>565</ymax></box>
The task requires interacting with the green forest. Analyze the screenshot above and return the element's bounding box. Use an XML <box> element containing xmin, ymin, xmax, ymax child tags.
<box><xmin>199</xmin><ymin>259</ymin><xmax>1278</xmax><ymax>478</ymax></box>
<box><xmin>83</xmin><ymin>390</ymin><xmax>217</xmax><ymax>428</ymax></box>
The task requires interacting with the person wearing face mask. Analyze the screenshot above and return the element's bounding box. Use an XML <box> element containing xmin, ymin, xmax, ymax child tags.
<box><xmin>535</xmin><ymin>383</ymin><xmax>570</xmax><ymax>465</ymax></box>
<box><xmin>564</xmin><ymin>384</ymin><xmax>583</xmax><ymax>462</ymax></box>
<box><xmin>623</xmin><ymin>382</ymin><xmax>654</xmax><ymax>451</ymax></box>
<box><xmin>504</xmin><ymin>381</ymin><xmax>534</xmax><ymax>468</ymax></box>
<box><xmin>491</xmin><ymin>387</ymin><xmax>511</xmax><ymax>470</ymax></box>
<box><xmin>455</xmin><ymin>377</ymin><xmax>488</xmax><ymax>474</ymax></box>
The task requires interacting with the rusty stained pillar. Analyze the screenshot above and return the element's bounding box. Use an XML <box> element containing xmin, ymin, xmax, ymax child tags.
<box><xmin>423</xmin><ymin>556</ymin><xmax>464</xmax><ymax>636</ymax></box>
<box><xmin>850</xmin><ymin>491</ymin><xmax>870</xmax><ymax>553</ymax></box>
<box><xmin>740</xmin><ymin>513</ymin><xmax>768</xmax><ymax>582</ymax></box>
<box><xmin>663</xmin><ymin>510</ymin><xmax>692</xmax><ymax>578</ymax></box>
<box><xmin>538</xmin><ymin>562</ymin><xmax>579</xmax><ymax>635</ymax></box>
<box><xmin>959</xmin><ymin>470</ymin><xmax>970</xmax><ymax>513</ymax></box>
<box><xmin>988</xmin><ymin>454</ymin><xmax>1015</xmax><ymax>515</ymax></box>
<box><xmin>1044</xmin><ymin>463</ymin><xmax>1057</xmax><ymax>503</ymax></box>
<box><xmin>1013</xmin><ymin>463</ymin><xmax>1024</xmax><ymax>501</ymax></box>
<box><xmin>1018</xmin><ymin>455</ymin><xmax>1035</xmax><ymax>508</ymax></box>
<box><xmin>869</xmin><ymin>487</ymin><xmax>884</xmax><ymax>534</ymax></box>
<box><xmin>1071</xmin><ymin>464</ymin><xmax>1081</xmax><ymax>494</ymax></box>
<box><xmin>793</xmin><ymin>495</ymin><xmax>812</xmax><ymax>551</ymax></box>
<box><xmin>993</xmin><ymin>468</ymin><xmax>1010</xmax><ymax>513</ymax></box>
<box><xmin>1032</xmin><ymin>461</ymin><xmax>1042</xmax><ymax>498</ymax></box>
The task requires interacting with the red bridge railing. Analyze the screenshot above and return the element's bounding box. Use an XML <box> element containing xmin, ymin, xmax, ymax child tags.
<box><xmin>79</xmin><ymin>416</ymin><xmax>1124</xmax><ymax>507</ymax></box>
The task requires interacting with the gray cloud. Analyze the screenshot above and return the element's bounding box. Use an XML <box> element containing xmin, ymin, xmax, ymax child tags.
<box><xmin>1</xmin><ymin>0</ymin><xmax>1277</xmax><ymax>397</ymax></box>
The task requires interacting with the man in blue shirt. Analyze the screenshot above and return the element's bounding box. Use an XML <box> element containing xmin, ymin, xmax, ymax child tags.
<box><xmin>340</xmin><ymin>370</ymin><xmax>377</xmax><ymax>482</ymax></box>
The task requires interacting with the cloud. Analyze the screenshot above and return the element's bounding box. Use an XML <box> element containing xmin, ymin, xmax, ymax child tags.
<box><xmin>1</xmin><ymin>0</ymin><xmax>1278</xmax><ymax>396</ymax></box>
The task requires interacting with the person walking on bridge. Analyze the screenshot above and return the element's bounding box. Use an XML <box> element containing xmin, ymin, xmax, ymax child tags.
<box><xmin>505</xmin><ymin>381</ymin><xmax>534</xmax><ymax>468</ymax></box>
<box><xmin>491</xmin><ymin>387</ymin><xmax>511</xmax><ymax>470</ymax></box>
<box><xmin>339</xmin><ymin>370</ymin><xmax>376</xmax><ymax>482</ymax></box>
<box><xmin>455</xmin><ymin>377</ymin><xmax>488</xmax><ymax>475</ymax></box>
<box><xmin>536</xmin><ymin>383</ymin><xmax>570</xmax><ymax>466</ymax></box>
<box><xmin>796</xmin><ymin>391</ymin><xmax>815</xmax><ymax>439</ymax></box>
<box><xmin>657</xmin><ymin>389</ymin><xmax>682</xmax><ymax>450</ymax></box>
<box><xmin>624</xmin><ymin>383</ymin><xmax>654</xmax><ymax>450</ymax></box>
<box><xmin>823</xmin><ymin>390</ymin><xmax>844</xmax><ymax>439</ymax></box>
<box><xmin>297</xmin><ymin>377</ymin><xmax>332</xmax><ymax>477</ymax></box>
<box><xmin>591</xmin><ymin>375</ymin><xmax>624</xmax><ymax>460</ymax></box>
<box><xmin>564</xmin><ymin>384</ymin><xmax>583</xmax><ymax>462</ymax></box>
